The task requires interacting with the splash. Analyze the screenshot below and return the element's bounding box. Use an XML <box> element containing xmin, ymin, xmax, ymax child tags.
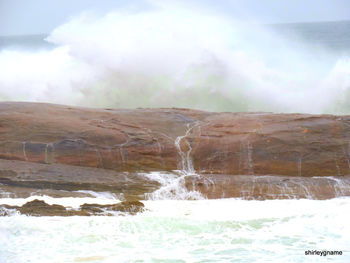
<box><xmin>143</xmin><ymin>171</ymin><xmax>203</xmax><ymax>200</ymax></box>
<box><xmin>0</xmin><ymin>193</ymin><xmax>119</xmax><ymax>208</ymax></box>
<box><xmin>0</xmin><ymin>3</ymin><xmax>350</xmax><ymax>113</ymax></box>
<box><xmin>1</xmin><ymin>198</ymin><xmax>350</xmax><ymax>262</ymax></box>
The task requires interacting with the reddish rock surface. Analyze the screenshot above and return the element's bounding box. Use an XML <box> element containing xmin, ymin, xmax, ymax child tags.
<box><xmin>1</xmin><ymin>102</ymin><xmax>350</xmax><ymax>177</ymax></box>
<box><xmin>1</xmin><ymin>102</ymin><xmax>350</xmax><ymax>202</ymax></box>
<box><xmin>185</xmin><ymin>174</ymin><xmax>350</xmax><ymax>200</ymax></box>
<box><xmin>191</xmin><ymin>113</ymin><xmax>350</xmax><ymax>177</ymax></box>
<box><xmin>0</xmin><ymin>159</ymin><xmax>160</xmax><ymax>199</ymax></box>
<box><xmin>0</xmin><ymin>102</ymin><xmax>203</xmax><ymax>172</ymax></box>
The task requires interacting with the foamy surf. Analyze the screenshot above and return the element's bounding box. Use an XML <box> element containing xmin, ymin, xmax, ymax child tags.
<box><xmin>1</xmin><ymin>198</ymin><xmax>349</xmax><ymax>263</ymax></box>
<box><xmin>0</xmin><ymin>192</ymin><xmax>119</xmax><ymax>208</ymax></box>
<box><xmin>142</xmin><ymin>171</ymin><xmax>204</xmax><ymax>200</ymax></box>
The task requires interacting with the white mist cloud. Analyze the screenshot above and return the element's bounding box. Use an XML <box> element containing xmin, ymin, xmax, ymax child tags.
<box><xmin>0</xmin><ymin>2</ymin><xmax>350</xmax><ymax>113</ymax></box>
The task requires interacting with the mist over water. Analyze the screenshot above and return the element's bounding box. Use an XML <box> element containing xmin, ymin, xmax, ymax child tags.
<box><xmin>0</xmin><ymin>4</ymin><xmax>350</xmax><ymax>113</ymax></box>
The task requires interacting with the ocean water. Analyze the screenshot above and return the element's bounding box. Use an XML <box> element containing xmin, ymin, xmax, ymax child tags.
<box><xmin>269</xmin><ymin>20</ymin><xmax>350</xmax><ymax>55</ymax></box>
<box><xmin>1</xmin><ymin>17</ymin><xmax>350</xmax><ymax>262</ymax></box>
<box><xmin>2</xmin><ymin>21</ymin><xmax>349</xmax><ymax>54</ymax></box>
<box><xmin>1</xmin><ymin>169</ymin><xmax>350</xmax><ymax>262</ymax></box>
<box><xmin>1</xmin><ymin>197</ymin><xmax>350</xmax><ymax>263</ymax></box>
<box><xmin>0</xmin><ymin>34</ymin><xmax>55</xmax><ymax>51</ymax></box>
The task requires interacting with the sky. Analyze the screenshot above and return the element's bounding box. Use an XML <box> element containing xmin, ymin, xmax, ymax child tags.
<box><xmin>0</xmin><ymin>0</ymin><xmax>350</xmax><ymax>35</ymax></box>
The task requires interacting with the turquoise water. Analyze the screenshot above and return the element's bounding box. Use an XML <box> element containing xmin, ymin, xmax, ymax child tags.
<box><xmin>1</xmin><ymin>198</ymin><xmax>350</xmax><ymax>263</ymax></box>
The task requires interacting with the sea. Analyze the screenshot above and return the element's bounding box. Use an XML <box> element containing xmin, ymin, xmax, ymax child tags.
<box><xmin>1</xmin><ymin>20</ymin><xmax>349</xmax><ymax>53</ymax></box>
<box><xmin>1</xmin><ymin>20</ymin><xmax>350</xmax><ymax>263</ymax></box>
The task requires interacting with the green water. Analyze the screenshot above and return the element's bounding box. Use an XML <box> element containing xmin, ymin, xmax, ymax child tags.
<box><xmin>1</xmin><ymin>198</ymin><xmax>349</xmax><ymax>263</ymax></box>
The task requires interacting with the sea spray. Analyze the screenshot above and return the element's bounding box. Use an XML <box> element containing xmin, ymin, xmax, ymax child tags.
<box><xmin>0</xmin><ymin>4</ymin><xmax>350</xmax><ymax>113</ymax></box>
<box><xmin>142</xmin><ymin>172</ymin><xmax>203</xmax><ymax>200</ymax></box>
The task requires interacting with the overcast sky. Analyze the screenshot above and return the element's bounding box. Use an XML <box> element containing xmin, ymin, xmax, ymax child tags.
<box><xmin>1</xmin><ymin>0</ymin><xmax>350</xmax><ymax>36</ymax></box>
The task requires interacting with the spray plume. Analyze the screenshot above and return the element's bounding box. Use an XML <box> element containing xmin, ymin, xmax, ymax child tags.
<box><xmin>0</xmin><ymin>3</ymin><xmax>349</xmax><ymax>113</ymax></box>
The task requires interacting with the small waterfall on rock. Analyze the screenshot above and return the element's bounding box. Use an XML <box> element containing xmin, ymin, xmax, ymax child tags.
<box><xmin>174</xmin><ymin>122</ymin><xmax>198</xmax><ymax>175</ymax></box>
<box><xmin>146</xmin><ymin>122</ymin><xmax>350</xmax><ymax>200</ymax></box>
<box><xmin>144</xmin><ymin>122</ymin><xmax>204</xmax><ymax>200</ymax></box>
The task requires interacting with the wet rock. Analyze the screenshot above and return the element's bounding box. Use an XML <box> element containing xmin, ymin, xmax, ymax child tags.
<box><xmin>1</xmin><ymin>102</ymin><xmax>350</xmax><ymax>177</ymax></box>
<box><xmin>0</xmin><ymin>159</ymin><xmax>160</xmax><ymax>199</ymax></box>
<box><xmin>80</xmin><ymin>203</ymin><xmax>105</xmax><ymax>213</ymax></box>
<box><xmin>190</xmin><ymin>113</ymin><xmax>350</xmax><ymax>177</ymax></box>
<box><xmin>185</xmin><ymin>174</ymin><xmax>350</xmax><ymax>200</ymax></box>
<box><xmin>2</xmin><ymin>102</ymin><xmax>350</xmax><ymax>201</ymax></box>
<box><xmin>112</xmin><ymin>200</ymin><xmax>145</xmax><ymax>213</ymax></box>
<box><xmin>0</xmin><ymin>209</ymin><xmax>9</xmax><ymax>216</ymax></box>
<box><xmin>18</xmin><ymin>199</ymin><xmax>69</xmax><ymax>216</ymax></box>
<box><xmin>80</xmin><ymin>200</ymin><xmax>145</xmax><ymax>215</ymax></box>
<box><xmin>0</xmin><ymin>199</ymin><xmax>145</xmax><ymax>216</ymax></box>
<box><xmin>0</xmin><ymin>102</ymin><xmax>201</xmax><ymax>172</ymax></box>
<box><xmin>0</xmin><ymin>204</ymin><xmax>19</xmax><ymax>216</ymax></box>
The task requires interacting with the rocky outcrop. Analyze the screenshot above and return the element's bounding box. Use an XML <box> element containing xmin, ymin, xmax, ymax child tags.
<box><xmin>1</xmin><ymin>102</ymin><xmax>350</xmax><ymax>202</ymax></box>
<box><xmin>0</xmin><ymin>199</ymin><xmax>145</xmax><ymax>216</ymax></box>
<box><xmin>190</xmin><ymin>113</ymin><xmax>350</xmax><ymax>177</ymax></box>
<box><xmin>0</xmin><ymin>102</ymin><xmax>200</xmax><ymax>172</ymax></box>
<box><xmin>1</xmin><ymin>102</ymin><xmax>350</xmax><ymax>176</ymax></box>
<box><xmin>80</xmin><ymin>201</ymin><xmax>145</xmax><ymax>215</ymax></box>
<box><xmin>185</xmin><ymin>174</ymin><xmax>350</xmax><ymax>200</ymax></box>
<box><xmin>0</xmin><ymin>159</ymin><xmax>160</xmax><ymax>199</ymax></box>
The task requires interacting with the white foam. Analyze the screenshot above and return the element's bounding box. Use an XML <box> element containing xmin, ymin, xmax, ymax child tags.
<box><xmin>0</xmin><ymin>193</ymin><xmax>119</xmax><ymax>208</ymax></box>
<box><xmin>0</xmin><ymin>3</ymin><xmax>349</xmax><ymax>113</ymax></box>
<box><xmin>75</xmin><ymin>190</ymin><xmax>121</xmax><ymax>201</ymax></box>
<box><xmin>142</xmin><ymin>197</ymin><xmax>350</xmax><ymax>221</ymax></box>
<box><xmin>142</xmin><ymin>171</ymin><xmax>204</xmax><ymax>200</ymax></box>
<box><xmin>1</xmin><ymin>198</ymin><xmax>350</xmax><ymax>262</ymax></box>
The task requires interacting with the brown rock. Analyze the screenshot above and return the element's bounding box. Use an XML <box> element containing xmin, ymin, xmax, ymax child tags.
<box><xmin>0</xmin><ymin>199</ymin><xmax>145</xmax><ymax>217</ymax></box>
<box><xmin>1</xmin><ymin>102</ymin><xmax>350</xmax><ymax>177</ymax></box>
<box><xmin>0</xmin><ymin>102</ymin><xmax>202</xmax><ymax>172</ymax></box>
<box><xmin>18</xmin><ymin>199</ymin><xmax>69</xmax><ymax>216</ymax></box>
<box><xmin>190</xmin><ymin>113</ymin><xmax>350</xmax><ymax>176</ymax></box>
<box><xmin>80</xmin><ymin>200</ymin><xmax>144</xmax><ymax>215</ymax></box>
<box><xmin>185</xmin><ymin>174</ymin><xmax>350</xmax><ymax>200</ymax></box>
<box><xmin>80</xmin><ymin>203</ymin><xmax>105</xmax><ymax>214</ymax></box>
<box><xmin>112</xmin><ymin>200</ymin><xmax>145</xmax><ymax>213</ymax></box>
<box><xmin>1</xmin><ymin>102</ymin><xmax>350</xmax><ymax>201</ymax></box>
<box><xmin>0</xmin><ymin>159</ymin><xmax>160</xmax><ymax>199</ymax></box>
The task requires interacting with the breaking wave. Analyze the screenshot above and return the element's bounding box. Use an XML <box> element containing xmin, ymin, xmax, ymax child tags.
<box><xmin>0</xmin><ymin>3</ymin><xmax>350</xmax><ymax>114</ymax></box>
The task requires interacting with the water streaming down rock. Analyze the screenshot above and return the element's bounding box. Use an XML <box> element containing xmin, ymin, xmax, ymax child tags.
<box><xmin>185</xmin><ymin>174</ymin><xmax>350</xmax><ymax>200</ymax></box>
<box><xmin>139</xmin><ymin>121</ymin><xmax>350</xmax><ymax>201</ymax></box>
<box><xmin>169</xmin><ymin>120</ymin><xmax>350</xmax><ymax>200</ymax></box>
<box><xmin>174</xmin><ymin>122</ymin><xmax>198</xmax><ymax>175</ymax></box>
<box><xmin>144</xmin><ymin>122</ymin><xmax>204</xmax><ymax>200</ymax></box>
<box><xmin>1</xmin><ymin>102</ymin><xmax>350</xmax><ymax>200</ymax></box>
